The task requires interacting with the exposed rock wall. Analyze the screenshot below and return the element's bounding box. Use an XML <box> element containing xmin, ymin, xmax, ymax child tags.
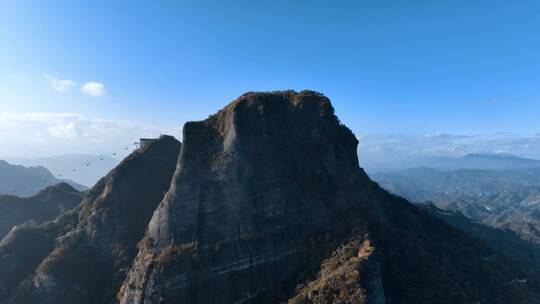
<box><xmin>119</xmin><ymin>91</ymin><xmax>373</xmax><ymax>304</ymax></box>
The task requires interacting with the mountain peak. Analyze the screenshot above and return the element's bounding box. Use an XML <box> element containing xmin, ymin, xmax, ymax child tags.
<box><xmin>181</xmin><ymin>90</ymin><xmax>357</xmax><ymax>171</ymax></box>
<box><xmin>119</xmin><ymin>91</ymin><xmax>371</xmax><ymax>303</ymax></box>
<box><xmin>206</xmin><ymin>90</ymin><xmax>336</xmax><ymax>132</ymax></box>
<box><xmin>35</xmin><ymin>182</ymin><xmax>77</xmax><ymax>196</ymax></box>
<box><xmin>231</xmin><ymin>90</ymin><xmax>330</xmax><ymax>107</ymax></box>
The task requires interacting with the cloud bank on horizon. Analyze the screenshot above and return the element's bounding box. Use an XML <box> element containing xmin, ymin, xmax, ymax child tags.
<box><xmin>0</xmin><ymin>112</ymin><xmax>179</xmax><ymax>158</ymax></box>
<box><xmin>3</xmin><ymin>72</ymin><xmax>539</xmax><ymax>163</ymax></box>
<box><xmin>1</xmin><ymin>109</ymin><xmax>538</xmax><ymax>164</ymax></box>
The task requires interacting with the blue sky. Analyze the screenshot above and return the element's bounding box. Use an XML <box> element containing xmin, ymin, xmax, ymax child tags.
<box><xmin>1</xmin><ymin>1</ymin><xmax>540</xmax><ymax>161</ymax></box>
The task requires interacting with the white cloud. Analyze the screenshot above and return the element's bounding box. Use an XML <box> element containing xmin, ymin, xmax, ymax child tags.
<box><xmin>44</xmin><ymin>74</ymin><xmax>75</xmax><ymax>93</ymax></box>
<box><xmin>0</xmin><ymin>112</ymin><xmax>178</xmax><ymax>158</ymax></box>
<box><xmin>424</xmin><ymin>133</ymin><xmax>470</xmax><ymax>140</ymax></box>
<box><xmin>81</xmin><ymin>82</ymin><xmax>106</xmax><ymax>97</ymax></box>
<box><xmin>47</xmin><ymin>122</ymin><xmax>83</xmax><ymax>139</ymax></box>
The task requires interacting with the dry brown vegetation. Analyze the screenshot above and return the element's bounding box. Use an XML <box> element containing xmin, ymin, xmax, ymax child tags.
<box><xmin>289</xmin><ymin>238</ymin><xmax>374</xmax><ymax>304</ymax></box>
<box><xmin>156</xmin><ymin>241</ymin><xmax>198</xmax><ymax>265</ymax></box>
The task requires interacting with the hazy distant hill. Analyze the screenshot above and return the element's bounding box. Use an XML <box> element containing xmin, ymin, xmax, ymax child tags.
<box><xmin>7</xmin><ymin>154</ymin><xmax>120</xmax><ymax>187</ymax></box>
<box><xmin>364</xmin><ymin>153</ymin><xmax>540</xmax><ymax>171</ymax></box>
<box><xmin>457</xmin><ymin>153</ymin><xmax>540</xmax><ymax>170</ymax></box>
<box><xmin>370</xmin><ymin>167</ymin><xmax>540</xmax><ymax>245</ymax></box>
<box><xmin>0</xmin><ymin>160</ymin><xmax>87</xmax><ymax>197</ymax></box>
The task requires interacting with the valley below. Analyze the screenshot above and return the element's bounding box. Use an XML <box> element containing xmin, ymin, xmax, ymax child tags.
<box><xmin>370</xmin><ymin>166</ymin><xmax>540</xmax><ymax>273</ymax></box>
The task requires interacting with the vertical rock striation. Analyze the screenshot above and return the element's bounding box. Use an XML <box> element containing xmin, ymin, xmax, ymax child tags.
<box><xmin>119</xmin><ymin>91</ymin><xmax>375</xmax><ymax>303</ymax></box>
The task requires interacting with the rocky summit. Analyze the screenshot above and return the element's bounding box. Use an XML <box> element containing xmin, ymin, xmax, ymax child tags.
<box><xmin>118</xmin><ymin>91</ymin><xmax>540</xmax><ymax>304</ymax></box>
<box><xmin>1</xmin><ymin>91</ymin><xmax>540</xmax><ymax>304</ymax></box>
<box><xmin>119</xmin><ymin>91</ymin><xmax>373</xmax><ymax>304</ymax></box>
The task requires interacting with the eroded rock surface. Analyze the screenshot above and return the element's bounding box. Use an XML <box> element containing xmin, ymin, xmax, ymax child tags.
<box><xmin>119</xmin><ymin>91</ymin><xmax>370</xmax><ymax>304</ymax></box>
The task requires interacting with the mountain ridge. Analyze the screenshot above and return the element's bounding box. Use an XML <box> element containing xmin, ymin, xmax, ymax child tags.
<box><xmin>0</xmin><ymin>135</ymin><xmax>181</xmax><ymax>304</ymax></box>
<box><xmin>0</xmin><ymin>160</ymin><xmax>86</xmax><ymax>197</ymax></box>
<box><xmin>1</xmin><ymin>91</ymin><xmax>538</xmax><ymax>304</ymax></box>
<box><xmin>6</xmin><ymin>154</ymin><xmax>121</xmax><ymax>188</ymax></box>
<box><xmin>370</xmin><ymin>166</ymin><xmax>540</xmax><ymax>263</ymax></box>
<box><xmin>364</xmin><ymin>152</ymin><xmax>540</xmax><ymax>172</ymax></box>
<box><xmin>0</xmin><ymin>182</ymin><xmax>83</xmax><ymax>239</ymax></box>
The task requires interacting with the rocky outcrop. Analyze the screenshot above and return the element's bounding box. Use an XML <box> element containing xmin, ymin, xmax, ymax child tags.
<box><xmin>0</xmin><ymin>183</ymin><xmax>83</xmax><ymax>239</ymax></box>
<box><xmin>119</xmin><ymin>91</ymin><xmax>369</xmax><ymax>304</ymax></box>
<box><xmin>119</xmin><ymin>91</ymin><xmax>540</xmax><ymax>304</ymax></box>
<box><xmin>0</xmin><ymin>136</ymin><xmax>181</xmax><ymax>304</ymax></box>
<box><xmin>288</xmin><ymin>237</ymin><xmax>378</xmax><ymax>304</ymax></box>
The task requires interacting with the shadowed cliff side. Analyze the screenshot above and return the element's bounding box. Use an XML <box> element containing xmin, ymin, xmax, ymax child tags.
<box><xmin>0</xmin><ymin>135</ymin><xmax>181</xmax><ymax>304</ymax></box>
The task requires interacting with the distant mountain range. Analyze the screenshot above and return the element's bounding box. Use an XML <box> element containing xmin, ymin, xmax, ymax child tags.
<box><xmin>419</xmin><ymin>202</ymin><xmax>540</xmax><ymax>272</ymax></box>
<box><xmin>6</xmin><ymin>155</ymin><xmax>120</xmax><ymax>187</ymax></box>
<box><xmin>363</xmin><ymin>153</ymin><xmax>540</xmax><ymax>171</ymax></box>
<box><xmin>0</xmin><ymin>160</ymin><xmax>87</xmax><ymax>197</ymax></box>
<box><xmin>456</xmin><ymin>153</ymin><xmax>540</xmax><ymax>170</ymax></box>
<box><xmin>370</xmin><ymin>167</ymin><xmax>540</xmax><ymax>245</ymax></box>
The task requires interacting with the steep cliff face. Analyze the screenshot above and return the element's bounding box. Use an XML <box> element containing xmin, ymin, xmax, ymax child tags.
<box><xmin>120</xmin><ymin>91</ymin><xmax>540</xmax><ymax>304</ymax></box>
<box><xmin>119</xmin><ymin>91</ymin><xmax>373</xmax><ymax>304</ymax></box>
<box><xmin>0</xmin><ymin>136</ymin><xmax>181</xmax><ymax>304</ymax></box>
<box><xmin>0</xmin><ymin>183</ymin><xmax>83</xmax><ymax>239</ymax></box>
